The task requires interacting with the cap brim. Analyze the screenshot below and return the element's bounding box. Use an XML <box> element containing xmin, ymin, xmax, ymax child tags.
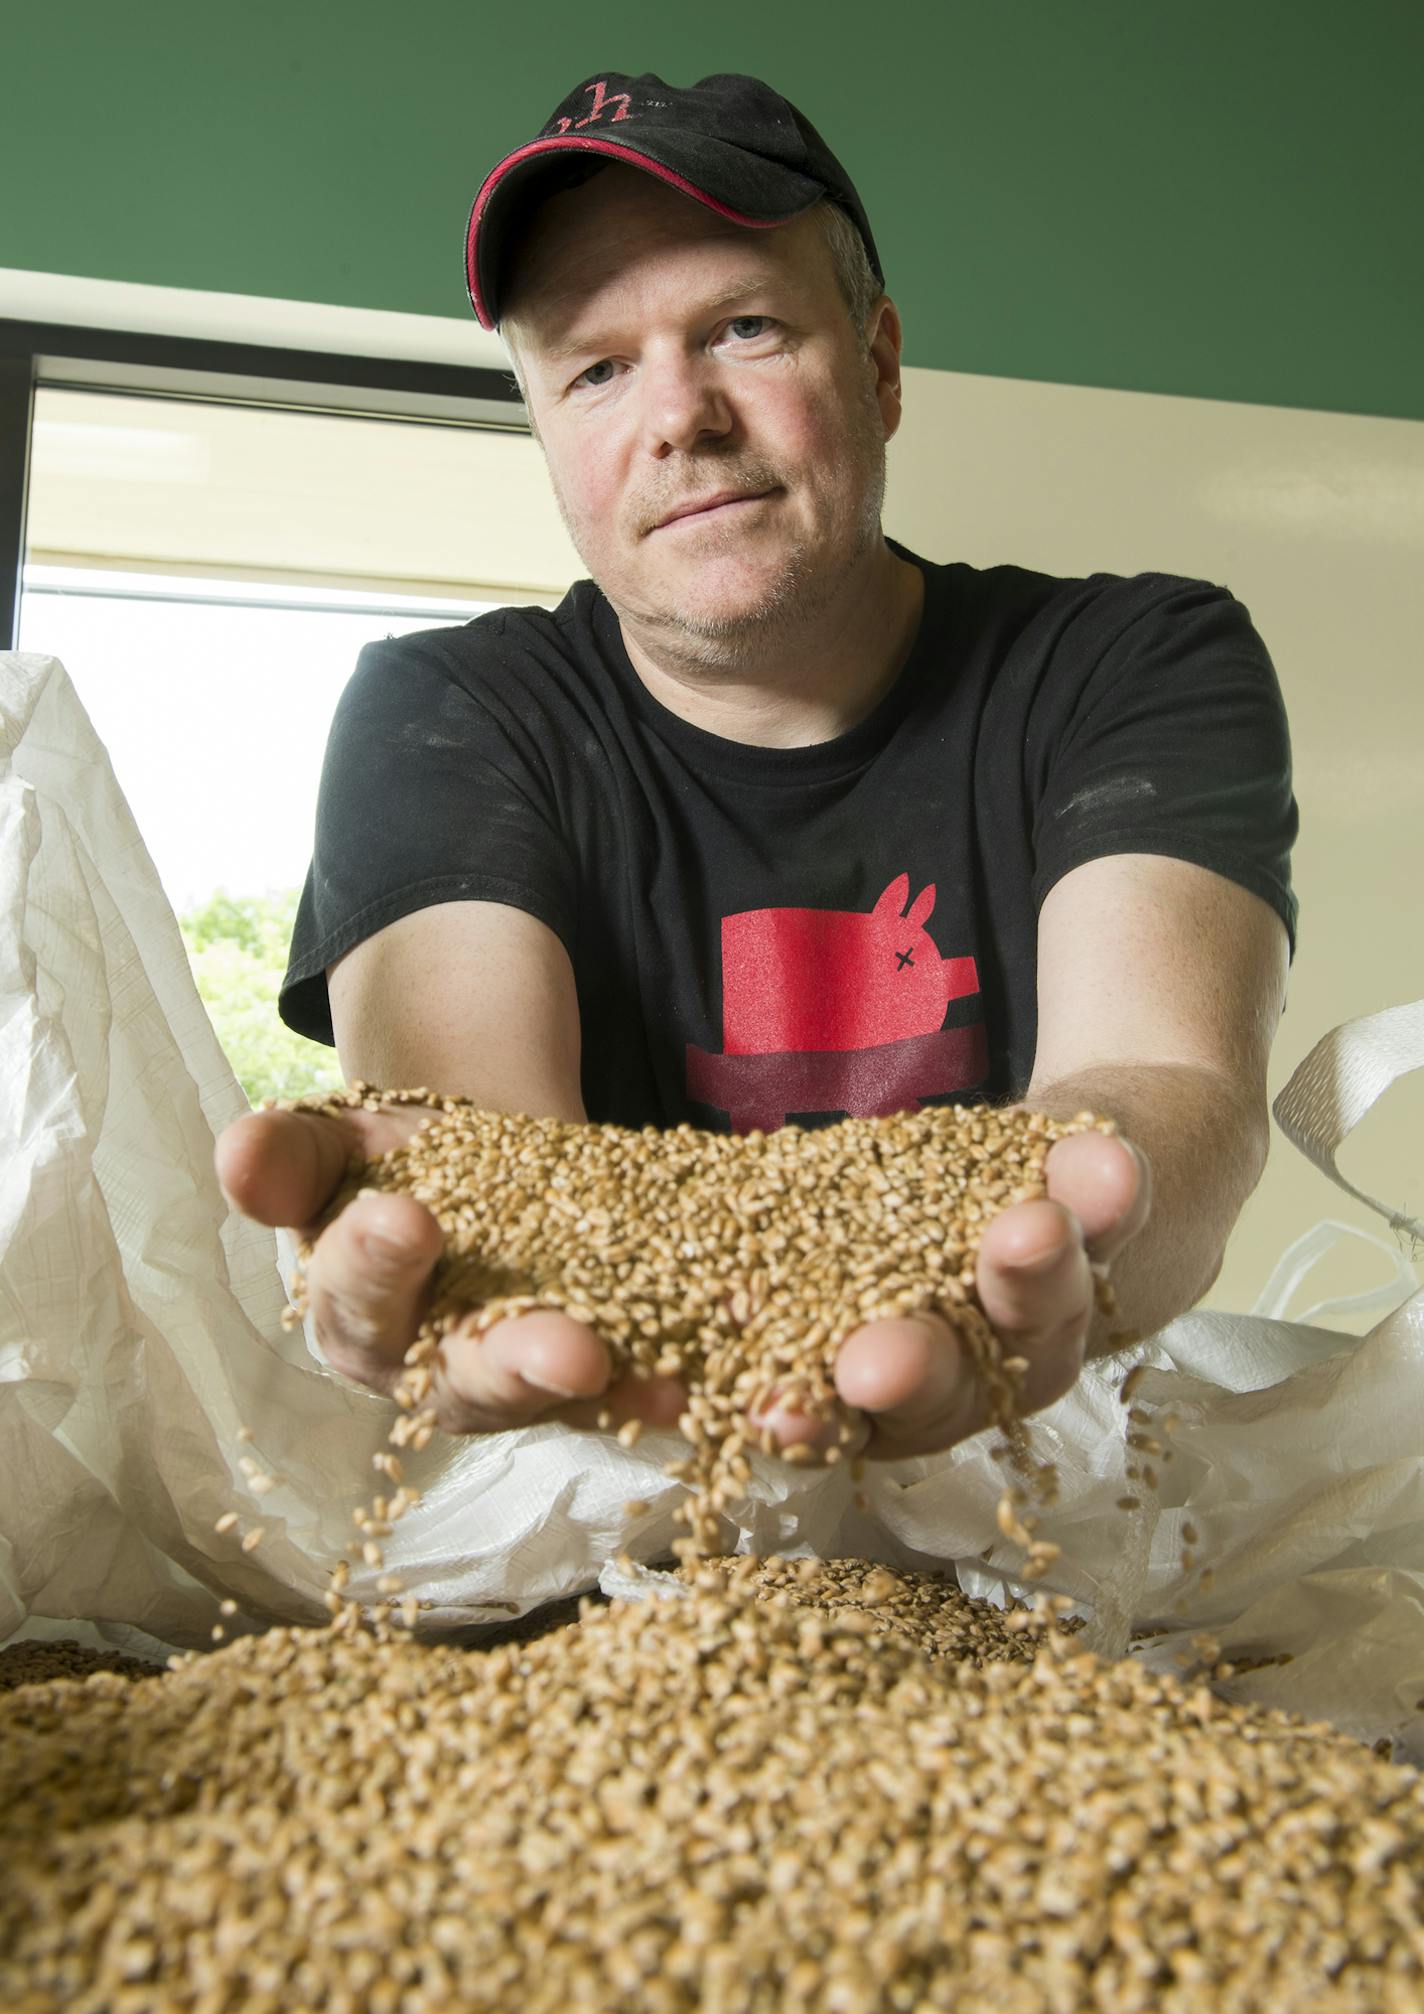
<box><xmin>466</xmin><ymin>135</ymin><xmax>821</xmax><ymax>330</ymax></box>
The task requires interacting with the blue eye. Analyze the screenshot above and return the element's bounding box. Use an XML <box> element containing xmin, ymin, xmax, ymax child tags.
<box><xmin>570</xmin><ymin>316</ymin><xmax>775</xmax><ymax>391</ymax></box>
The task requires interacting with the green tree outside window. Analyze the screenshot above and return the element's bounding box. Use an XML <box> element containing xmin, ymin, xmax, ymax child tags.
<box><xmin>180</xmin><ymin>889</ymin><xmax>342</xmax><ymax>1107</ymax></box>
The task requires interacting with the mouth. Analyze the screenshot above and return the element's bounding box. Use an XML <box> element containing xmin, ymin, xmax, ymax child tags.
<box><xmin>651</xmin><ymin>489</ymin><xmax>777</xmax><ymax>532</ymax></box>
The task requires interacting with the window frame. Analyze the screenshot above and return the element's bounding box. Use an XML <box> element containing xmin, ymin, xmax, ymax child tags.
<box><xmin>0</xmin><ymin>315</ymin><xmax>528</xmax><ymax>648</ymax></box>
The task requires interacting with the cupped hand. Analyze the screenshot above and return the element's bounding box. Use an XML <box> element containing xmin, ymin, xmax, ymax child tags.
<box><xmin>214</xmin><ymin>1105</ymin><xmax>687</xmax><ymax>1438</ymax></box>
<box><xmin>754</xmin><ymin>1127</ymin><xmax>1150</xmax><ymax>1460</ymax></box>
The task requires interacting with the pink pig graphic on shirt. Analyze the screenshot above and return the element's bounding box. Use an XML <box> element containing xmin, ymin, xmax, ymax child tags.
<box><xmin>685</xmin><ymin>873</ymin><xmax>988</xmax><ymax>1133</ymax></box>
<box><xmin>723</xmin><ymin>875</ymin><xmax>979</xmax><ymax>1055</ymax></box>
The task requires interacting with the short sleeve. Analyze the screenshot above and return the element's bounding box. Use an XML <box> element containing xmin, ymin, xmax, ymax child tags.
<box><xmin>280</xmin><ymin>624</ymin><xmax>577</xmax><ymax>1045</ymax></box>
<box><xmin>1029</xmin><ymin>577</ymin><xmax>1299</xmax><ymax>955</ymax></box>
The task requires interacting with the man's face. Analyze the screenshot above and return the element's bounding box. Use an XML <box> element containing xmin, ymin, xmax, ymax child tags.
<box><xmin>502</xmin><ymin>166</ymin><xmax>903</xmax><ymax>657</ymax></box>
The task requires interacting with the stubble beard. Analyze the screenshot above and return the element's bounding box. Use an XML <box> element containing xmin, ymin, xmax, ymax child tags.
<box><xmin>552</xmin><ymin>384</ymin><xmax>890</xmax><ymax>675</ymax></box>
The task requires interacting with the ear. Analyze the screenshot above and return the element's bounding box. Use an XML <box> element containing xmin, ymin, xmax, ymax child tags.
<box><xmin>873</xmin><ymin>873</ymin><xmax>910</xmax><ymax>918</ymax></box>
<box><xmin>867</xmin><ymin>295</ymin><xmax>905</xmax><ymax>442</ymax></box>
<box><xmin>905</xmin><ymin>883</ymin><xmax>936</xmax><ymax>930</ymax></box>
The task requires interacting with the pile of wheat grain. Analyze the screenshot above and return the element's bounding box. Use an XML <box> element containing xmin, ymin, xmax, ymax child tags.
<box><xmin>2</xmin><ymin>1562</ymin><xmax>1420</xmax><ymax>2013</ymax></box>
<box><xmin>0</xmin><ymin>1641</ymin><xmax>158</xmax><ymax>1692</ymax></box>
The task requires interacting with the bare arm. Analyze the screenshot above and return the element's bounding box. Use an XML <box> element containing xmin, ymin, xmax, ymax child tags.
<box><xmin>1024</xmin><ymin>851</ymin><xmax>1287</xmax><ymax>1355</ymax></box>
<box><xmin>828</xmin><ymin>853</ymin><xmax>1289</xmax><ymax>1455</ymax></box>
<box><xmin>215</xmin><ymin>900</ymin><xmax>683</xmax><ymax>1436</ymax></box>
<box><xmin>327</xmin><ymin>900</ymin><xmax>586</xmax><ymax>1120</ymax></box>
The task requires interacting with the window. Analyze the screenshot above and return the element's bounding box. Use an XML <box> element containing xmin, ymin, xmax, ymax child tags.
<box><xmin>2</xmin><ymin>304</ymin><xmax>577</xmax><ymax>1097</ymax></box>
<box><xmin>19</xmin><ymin>560</ymin><xmax>507</xmax><ymax>908</ymax></box>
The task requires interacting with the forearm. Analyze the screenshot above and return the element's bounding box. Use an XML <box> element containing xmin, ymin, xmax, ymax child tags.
<box><xmin>1015</xmin><ymin>1062</ymin><xmax>1271</xmax><ymax>1356</ymax></box>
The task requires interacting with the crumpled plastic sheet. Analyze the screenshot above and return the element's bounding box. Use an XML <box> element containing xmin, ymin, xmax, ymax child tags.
<box><xmin>2</xmin><ymin>649</ymin><xmax>1422</xmax><ymax>1759</ymax></box>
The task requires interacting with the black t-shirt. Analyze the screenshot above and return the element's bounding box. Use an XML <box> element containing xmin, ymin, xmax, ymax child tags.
<box><xmin>281</xmin><ymin>540</ymin><xmax>1298</xmax><ymax>1132</ymax></box>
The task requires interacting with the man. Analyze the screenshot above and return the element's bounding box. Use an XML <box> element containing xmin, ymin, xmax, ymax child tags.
<box><xmin>217</xmin><ymin>72</ymin><xmax>1296</xmax><ymax>1462</ymax></box>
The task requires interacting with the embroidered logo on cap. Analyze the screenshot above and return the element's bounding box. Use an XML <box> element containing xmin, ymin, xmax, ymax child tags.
<box><xmin>549</xmin><ymin>80</ymin><xmax>633</xmax><ymax>135</ymax></box>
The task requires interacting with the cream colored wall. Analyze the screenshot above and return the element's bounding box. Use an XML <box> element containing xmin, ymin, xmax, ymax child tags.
<box><xmin>886</xmin><ymin>365</ymin><xmax>1424</xmax><ymax>1323</ymax></box>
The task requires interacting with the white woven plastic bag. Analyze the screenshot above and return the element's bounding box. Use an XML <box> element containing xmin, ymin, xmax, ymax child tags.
<box><xmin>2</xmin><ymin>650</ymin><xmax>1421</xmax><ymax>1757</ymax></box>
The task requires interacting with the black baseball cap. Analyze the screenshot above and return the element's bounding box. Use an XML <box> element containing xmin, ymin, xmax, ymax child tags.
<box><xmin>465</xmin><ymin>71</ymin><xmax>884</xmax><ymax>332</ymax></box>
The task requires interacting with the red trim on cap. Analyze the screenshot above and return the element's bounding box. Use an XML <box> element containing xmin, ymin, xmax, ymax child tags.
<box><xmin>465</xmin><ymin>136</ymin><xmax>784</xmax><ymax>329</ymax></box>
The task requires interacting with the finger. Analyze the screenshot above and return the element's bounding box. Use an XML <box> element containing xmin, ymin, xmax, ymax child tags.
<box><xmin>216</xmin><ymin>1109</ymin><xmax>352</xmax><ymax>1230</ymax></box>
<box><xmin>431</xmin><ymin>1307</ymin><xmax>613</xmax><ymax>1434</ymax></box>
<box><xmin>561</xmin><ymin>1370</ymin><xmax>691</xmax><ymax>1435</ymax></box>
<box><xmin>738</xmin><ymin>1387</ymin><xmax>828</xmax><ymax>1452</ymax></box>
<box><xmin>834</xmin><ymin>1313</ymin><xmax>980</xmax><ymax>1458</ymax></box>
<box><xmin>305</xmin><ymin>1187</ymin><xmax>445</xmax><ymax>1393</ymax></box>
<box><xmin>433</xmin><ymin>1308</ymin><xmax>689</xmax><ymax>1438</ymax></box>
<box><xmin>215</xmin><ymin>1105</ymin><xmax>424</xmax><ymax>1235</ymax></box>
<box><xmin>1042</xmin><ymin>1129</ymin><xmax>1150</xmax><ymax>1262</ymax></box>
<box><xmin>975</xmin><ymin>1197</ymin><xmax>1094</xmax><ymax>1412</ymax></box>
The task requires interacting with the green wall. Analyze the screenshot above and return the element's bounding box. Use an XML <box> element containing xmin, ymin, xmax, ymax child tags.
<box><xmin>5</xmin><ymin>0</ymin><xmax>1420</xmax><ymax>420</ymax></box>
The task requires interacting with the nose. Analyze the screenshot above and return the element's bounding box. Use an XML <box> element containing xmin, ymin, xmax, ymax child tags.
<box><xmin>639</xmin><ymin>348</ymin><xmax>734</xmax><ymax>458</ymax></box>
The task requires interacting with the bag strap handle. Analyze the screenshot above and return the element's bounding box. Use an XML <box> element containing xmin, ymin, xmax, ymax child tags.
<box><xmin>1271</xmin><ymin>998</ymin><xmax>1424</xmax><ymax>1243</ymax></box>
